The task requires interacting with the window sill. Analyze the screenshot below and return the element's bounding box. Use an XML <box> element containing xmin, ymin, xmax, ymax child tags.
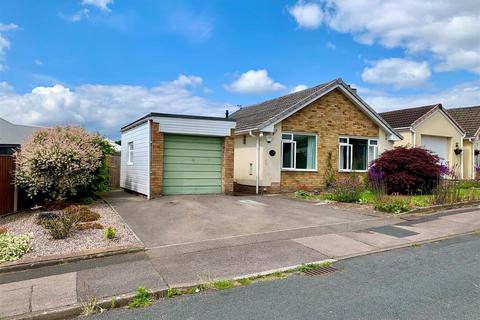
<box><xmin>127</xmin><ymin>162</ymin><xmax>134</xmax><ymax>166</ymax></box>
<box><xmin>338</xmin><ymin>169</ymin><xmax>368</xmax><ymax>173</ymax></box>
<box><xmin>282</xmin><ymin>169</ymin><xmax>318</xmax><ymax>172</ymax></box>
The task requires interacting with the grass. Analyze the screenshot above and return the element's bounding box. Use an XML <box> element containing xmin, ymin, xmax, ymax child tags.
<box><xmin>128</xmin><ymin>287</ymin><xmax>154</xmax><ymax>308</ymax></box>
<box><xmin>294</xmin><ymin>261</ymin><xmax>333</xmax><ymax>273</ymax></box>
<box><xmin>237</xmin><ymin>278</ymin><xmax>252</xmax><ymax>285</ymax></box>
<box><xmin>212</xmin><ymin>280</ymin><xmax>235</xmax><ymax>290</ymax></box>
<box><xmin>80</xmin><ymin>296</ymin><xmax>102</xmax><ymax>316</ymax></box>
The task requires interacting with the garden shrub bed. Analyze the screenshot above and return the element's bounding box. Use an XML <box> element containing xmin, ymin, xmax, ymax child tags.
<box><xmin>0</xmin><ymin>200</ymin><xmax>141</xmax><ymax>263</ymax></box>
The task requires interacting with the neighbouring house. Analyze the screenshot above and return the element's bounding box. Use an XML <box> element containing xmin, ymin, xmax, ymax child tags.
<box><xmin>380</xmin><ymin>104</ymin><xmax>466</xmax><ymax>178</ymax></box>
<box><xmin>120</xmin><ymin>113</ymin><xmax>236</xmax><ymax>198</ymax></box>
<box><xmin>0</xmin><ymin>117</ymin><xmax>42</xmax><ymax>154</ymax></box>
<box><xmin>448</xmin><ymin>106</ymin><xmax>480</xmax><ymax>179</ymax></box>
<box><xmin>229</xmin><ymin>78</ymin><xmax>402</xmax><ymax>194</ymax></box>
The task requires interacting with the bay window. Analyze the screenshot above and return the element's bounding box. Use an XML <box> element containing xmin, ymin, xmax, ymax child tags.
<box><xmin>339</xmin><ymin>137</ymin><xmax>378</xmax><ymax>172</ymax></box>
<box><xmin>282</xmin><ymin>133</ymin><xmax>317</xmax><ymax>170</ymax></box>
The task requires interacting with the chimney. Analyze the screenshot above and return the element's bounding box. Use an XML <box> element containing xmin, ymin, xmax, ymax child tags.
<box><xmin>348</xmin><ymin>84</ymin><xmax>357</xmax><ymax>94</ymax></box>
<box><xmin>225</xmin><ymin>110</ymin><xmax>229</xmax><ymax>118</ymax></box>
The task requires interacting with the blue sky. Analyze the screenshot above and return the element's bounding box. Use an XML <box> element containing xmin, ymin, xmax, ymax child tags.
<box><xmin>0</xmin><ymin>0</ymin><xmax>479</xmax><ymax>138</ymax></box>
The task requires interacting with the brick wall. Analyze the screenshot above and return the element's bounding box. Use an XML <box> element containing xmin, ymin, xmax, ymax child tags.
<box><xmin>150</xmin><ymin>121</ymin><xmax>164</xmax><ymax>197</ymax></box>
<box><xmin>280</xmin><ymin>88</ymin><xmax>379</xmax><ymax>191</ymax></box>
<box><xmin>222</xmin><ymin>131</ymin><xmax>235</xmax><ymax>193</ymax></box>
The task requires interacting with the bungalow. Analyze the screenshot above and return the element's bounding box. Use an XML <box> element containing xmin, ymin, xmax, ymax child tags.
<box><xmin>448</xmin><ymin>106</ymin><xmax>480</xmax><ymax>179</ymax></box>
<box><xmin>0</xmin><ymin>117</ymin><xmax>42</xmax><ymax>154</ymax></box>
<box><xmin>379</xmin><ymin>104</ymin><xmax>465</xmax><ymax>178</ymax></box>
<box><xmin>229</xmin><ymin>78</ymin><xmax>402</xmax><ymax>194</ymax></box>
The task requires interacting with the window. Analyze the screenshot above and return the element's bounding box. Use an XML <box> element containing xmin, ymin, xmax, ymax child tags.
<box><xmin>339</xmin><ymin>137</ymin><xmax>378</xmax><ymax>172</ymax></box>
<box><xmin>282</xmin><ymin>133</ymin><xmax>317</xmax><ymax>170</ymax></box>
<box><xmin>127</xmin><ymin>142</ymin><xmax>134</xmax><ymax>164</ymax></box>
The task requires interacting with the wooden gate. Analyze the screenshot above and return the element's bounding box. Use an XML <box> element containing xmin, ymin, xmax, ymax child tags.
<box><xmin>108</xmin><ymin>154</ymin><xmax>121</xmax><ymax>188</ymax></box>
<box><xmin>0</xmin><ymin>155</ymin><xmax>15</xmax><ymax>215</ymax></box>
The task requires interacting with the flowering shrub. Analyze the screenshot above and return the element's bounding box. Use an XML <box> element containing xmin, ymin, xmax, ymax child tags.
<box><xmin>328</xmin><ymin>174</ymin><xmax>365</xmax><ymax>202</ymax></box>
<box><xmin>0</xmin><ymin>232</ymin><xmax>32</xmax><ymax>262</ymax></box>
<box><xmin>15</xmin><ymin>126</ymin><xmax>103</xmax><ymax>201</ymax></box>
<box><xmin>369</xmin><ymin>147</ymin><xmax>441</xmax><ymax>195</ymax></box>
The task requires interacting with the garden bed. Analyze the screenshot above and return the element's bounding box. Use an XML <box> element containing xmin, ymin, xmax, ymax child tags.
<box><xmin>0</xmin><ymin>200</ymin><xmax>142</xmax><ymax>264</ymax></box>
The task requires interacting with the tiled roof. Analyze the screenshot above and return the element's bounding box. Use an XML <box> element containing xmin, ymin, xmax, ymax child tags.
<box><xmin>448</xmin><ymin>106</ymin><xmax>480</xmax><ymax>138</ymax></box>
<box><xmin>379</xmin><ymin>104</ymin><xmax>440</xmax><ymax>129</ymax></box>
<box><xmin>229</xmin><ymin>81</ymin><xmax>334</xmax><ymax>131</ymax></box>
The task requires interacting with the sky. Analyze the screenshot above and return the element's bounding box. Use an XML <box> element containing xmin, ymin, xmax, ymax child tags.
<box><xmin>0</xmin><ymin>0</ymin><xmax>479</xmax><ymax>139</ymax></box>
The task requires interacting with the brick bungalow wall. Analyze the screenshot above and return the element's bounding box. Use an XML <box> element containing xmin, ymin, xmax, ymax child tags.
<box><xmin>222</xmin><ymin>131</ymin><xmax>235</xmax><ymax>194</ymax></box>
<box><xmin>150</xmin><ymin>121</ymin><xmax>164</xmax><ymax>197</ymax></box>
<box><xmin>280</xmin><ymin>88</ymin><xmax>379</xmax><ymax>191</ymax></box>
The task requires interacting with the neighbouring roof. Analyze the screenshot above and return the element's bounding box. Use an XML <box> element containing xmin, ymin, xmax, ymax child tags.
<box><xmin>229</xmin><ymin>78</ymin><xmax>401</xmax><ymax>140</ymax></box>
<box><xmin>0</xmin><ymin>117</ymin><xmax>43</xmax><ymax>145</ymax></box>
<box><xmin>379</xmin><ymin>104</ymin><xmax>440</xmax><ymax>129</ymax></box>
<box><xmin>448</xmin><ymin>106</ymin><xmax>480</xmax><ymax>139</ymax></box>
<box><xmin>379</xmin><ymin>104</ymin><xmax>465</xmax><ymax>135</ymax></box>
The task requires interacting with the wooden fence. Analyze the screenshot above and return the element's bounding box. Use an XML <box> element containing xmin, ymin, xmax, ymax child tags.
<box><xmin>0</xmin><ymin>155</ymin><xmax>15</xmax><ymax>215</ymax></box>
<box><xmin>108</xmin><ymin>154</ymin><xmax>121</xmax><ymax>188</ymax></box>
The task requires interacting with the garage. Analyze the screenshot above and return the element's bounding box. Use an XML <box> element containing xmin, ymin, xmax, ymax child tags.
<box><xmin>163</xmin><ymin>134</ymin><xmax>223</xmax><ymax>195</ymax></box>
<box><xmin>421</xmin><ymin>135</ymin><xmax>449</xmax><ymax>163</ymax></box>
<box><xmin>120</xmin><ymin>113</ymin><xmax>235</xmax><ymax>198</ymax></box>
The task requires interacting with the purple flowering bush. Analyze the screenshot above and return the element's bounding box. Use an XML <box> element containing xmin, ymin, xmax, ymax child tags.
<box><xmin>15</xmin><ymin>126</ymin><xmax>103</xmax><ymax>201</ymax></box>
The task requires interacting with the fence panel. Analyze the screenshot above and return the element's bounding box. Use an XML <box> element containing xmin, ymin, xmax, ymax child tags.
<box><xmin>108</xmin><ymin>154</ymin><xmax>121</xmax><ymax>188</ymax></box>
<box><xmin>0</xmin><ymin>155</ymin><xmax>15</xmax><ymax>215</ymax></box>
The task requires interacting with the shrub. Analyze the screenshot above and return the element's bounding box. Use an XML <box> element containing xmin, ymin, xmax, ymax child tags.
<box><xmin>0</xmin><ymin>227</ymin><xmax>7</xmax><ymax>234</ymax></box>
<box><xmin>77</xmin><ymin>222</ymin><xmax>104</xmax><ymax>230</ymax></box>
<box><xmin>128</xmin><ymin>287</ymin><xmax>154</xmax><ymax>308</ymax></box>
<box><xmin>0</xmin><ymin>232</ymin><xmax>32</xmax><ymax>262</ymax></box>
<box><xmin>324</xmin><ymin>151</ymin><xmax>336</xmax><ymax>189</ymax></box>
<box><xmin>64</xmin><ymin>205</ymin><xmax>100</xmax><ymax>222</ymax></box>
<box><xmin>104</xmin><ymin>226</ymin><xmax>117</xmax><ymax>240</ymax></box>
<box><xmin>43</xmin><ymin>212</ymin><xmax>80</xmax><ymax>239</ymax></box>
<box><xmin>369</xmin><ymin>147</ymin><xmax>441</xmax><ymax>195</ymax></box>
<box><xmin>36</xmin><ymin>212</ymin><xmax>60</xmax><ymax>226</ymax></box>
<box><xmin>14</xmin><ymin>126</ymin><xmax>104</xmax><ymax>202</ymax></box>
<box><xmin>374</xmin><ymin>198</ymin><xmax>411</xmax><ymax>213</ymax></box>
<box><xmin>328</xmin><ymin>174</ymin><xmax>364</xmax><ymax>203</ymax></box>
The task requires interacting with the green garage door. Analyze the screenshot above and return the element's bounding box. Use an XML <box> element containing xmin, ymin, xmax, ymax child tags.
<box><xmin>163</xmin><ymin>134</ymin><xmax>223</xmax><ymax>195</ymax></box>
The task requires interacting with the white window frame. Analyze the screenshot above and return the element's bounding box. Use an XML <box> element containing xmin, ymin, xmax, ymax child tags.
<box><xmin>338</xmin><ymin>136</ymin><xmax>378</xmax><ymax>172</ymax></box>
<box><xmin>281</xmin><ymin>132</ymin><xmax>317</xmax><ymax>171</ymax></box>
<box><xmin>127</xmin><ymin>141</ymin><xmax>134</xmax><ymax>165</ymax></box>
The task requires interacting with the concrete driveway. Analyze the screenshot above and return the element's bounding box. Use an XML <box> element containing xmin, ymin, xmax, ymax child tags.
<box><xmin>101</xmin><ymin>190</ymin><xmax>386</xmax><ymax>249</ymax></box>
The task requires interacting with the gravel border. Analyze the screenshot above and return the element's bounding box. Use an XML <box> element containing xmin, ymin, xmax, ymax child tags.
<box><xmin>0</xmin><ymin>200</ymin><xmax>143</xmax><ymax>262</ymax></box>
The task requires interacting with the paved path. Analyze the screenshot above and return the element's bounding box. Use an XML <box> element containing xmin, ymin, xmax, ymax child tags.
<box><xmin>88</xmin><ymin>233</ymin><xmax>480</xmax><ymax>320</ymax></box>
<box><xmin>1</xmin><ymin>207</ymin><xmax>479</xmax><ymax>318</ymax></box>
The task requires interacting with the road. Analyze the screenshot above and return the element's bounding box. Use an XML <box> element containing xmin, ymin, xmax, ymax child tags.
<box><xmin>87</xmin><ymin>234</ymin><xmax>480</xmax><ymax>320</ymax></box>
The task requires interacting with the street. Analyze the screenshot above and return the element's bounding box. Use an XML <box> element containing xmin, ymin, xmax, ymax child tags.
<box><xmin>86</xmin><ymin>233</ymin><xmax>480</xmax><ymax>320</ymax></box>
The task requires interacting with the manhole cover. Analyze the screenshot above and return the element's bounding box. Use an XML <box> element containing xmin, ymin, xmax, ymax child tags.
<box><xmin>303</xmin><ymin>265</ymin><xmax>339</xmax><ymax>276</ymax></box>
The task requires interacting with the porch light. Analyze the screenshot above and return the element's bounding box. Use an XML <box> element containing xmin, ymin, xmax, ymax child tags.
<box><xmin>454</xmin><ymin>143</ymin><xmax>463</xmax><ymax>155</ymax></box>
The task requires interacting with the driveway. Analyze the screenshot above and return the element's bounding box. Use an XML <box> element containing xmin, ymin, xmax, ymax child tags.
<box><xmin>101</xmin><ymin>190</ymin><xmax>388</xmax><ymax>249</ymax></box>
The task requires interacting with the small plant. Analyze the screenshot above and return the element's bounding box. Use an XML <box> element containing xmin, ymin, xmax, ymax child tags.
<box><xmin>0</xmin><ymin>232</ymin><xmax>32</xmax><ymax>262</ymax></box>
<box><xmin>77</xmin><ymin>222</ymin><xmax>104</xmax><ymax>230</ymax></box>
<box><xmin>36</xmin><ymin>212</ymin><xmax>60</xmax><ymax>225</ymax></box>
<box><xmin>104</xmin><ymin>226</ymin><xmax>117</xmax><ymax>240</ymax></box>
<box><xmin>295</xmin><ymin>263</ymin><xmax>321</xmax><ymax>272</ymax></box>
<box><xmin>328</xmin><ymin>174</ymin><xmax>364</xmax><ymax>203</ymax></box>
<box><xmin>43</xmin><ymin>212</ymin><xmax>80</xmax><ymax>239</ymax></box>
<box><xmin>212</xmin><ymin>280</ymin><xmax>235</xmax><ymax>290</ymax></box>
<box><xmin>237</xmin><ymin>278</ymin><xmax>252</xmax><ymax>286</ymax></box>
<box><xmin>374</xmin><ymin>197</ymin><xmax>411</xmax><ymax>213</ymax></box>
<box><xmin>128</xmin><ymin>287</ymin><xmax>154</xmax><ymax>308</ymax></box>
<box><xmin>110</xmin><ymin>297</ymin><xmax>117</xmax><ymax>309</ymax></box>
<box><xmin>0</xmin><ymin>227</ymin><xmax>7</xmax><ymax>234</ymax></box>
<box><xmin>64</xmin><ymin>205</ymin><xmax>100</xmax><ymax>222</ymax></box>
<box><xmin>410</xmin><ymin>243</ymin><xmax>421</xmax><ymax>248</ymax></box>
<box><xmin>324</xmin><ymin>151</ymin><xmax>336</xmax><ymax>189</ymax></box>
<box><xmin>167</xmin><ymin>288</ymin><xmax>183</xmax><ymax>298</ymax></box>
<box><xmin>80</xmin><ymin>296</ymin><xmax>103</xmax><ymax>316</ymax></box>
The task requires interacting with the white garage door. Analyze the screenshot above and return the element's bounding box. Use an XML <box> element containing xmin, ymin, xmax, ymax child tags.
<box><xmin>421</xmin><ymin>135</ymin><xmax>448</xmax><ymax>163</ymax></box>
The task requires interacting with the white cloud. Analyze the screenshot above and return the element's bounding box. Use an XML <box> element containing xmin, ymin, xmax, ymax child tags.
<box><xmin>289</xmin><ymin>1</ymin><xmax>323</xmax><ymax>29</ymax></box>
<box><xmin>59</xmin><ymin>8</ymin><xmax>90</xmax><ymax>22</ymax></box>
<box><xmin>0</xmin><ymin>23</ymin><xmax>18</xmax><ymax>72</ymax></box>
<box><xmin>225</xmin><ymin>69</ymin><xmax>285</xmax><ymax>94</ymax></box>
<box><xmin>81</xmin><ymin>0</ymin><xmax>113</xmax><ymax>12</ymax></box>
<box><xmin>34</xmin><ymin>59</ymin><xmax>43</xmax><ymax>65</ymax></box>
<box><xmin>167</xmin><ymin>9</ymin><xmax>213</xmax><ymax>42</ymax></box>
<box><xmin>0</xmin><ymin>75</ymin><xmax>225</xmax><ymax>138</ymax></box>
<box><xmin>325</xmin><ymin>41</ymin><xmax>335</xmax><ymax>50</ymax></box>
<box><xmin>363</xmin><ymin>81</ymin><xmax>480</xmax><ymax>112</ymax></box>
<box><xmin>315</xmin><ymin>0</ymin><xmax>480</xmax><ymax>73</ymax></box>
<box><xmin>362</xmin><ymin>58</ymin><xmax>431</xmax><ymax>88</ymax></box>
<box><xmin>291</xmin><ymin>84</ymin><xmax>308</xmax><ymax>93</ymax></box>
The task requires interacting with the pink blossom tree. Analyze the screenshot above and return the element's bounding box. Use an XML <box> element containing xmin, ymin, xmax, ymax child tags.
<box><xmin>14</xmin><ymin>126</ymin><xmax>103</xmax><ymax>201</ymax></box>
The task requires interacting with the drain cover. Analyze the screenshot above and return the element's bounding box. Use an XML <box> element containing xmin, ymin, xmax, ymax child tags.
<box><xmin>303</xmin><ymin>265</ymin><xmax>339</xmax><ymax>276</ymax></box>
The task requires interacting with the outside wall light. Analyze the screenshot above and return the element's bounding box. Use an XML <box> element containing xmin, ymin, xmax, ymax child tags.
<box><xmin>454</xmin><ymin>142</ymin><xmax>463</xmax><ymax>155</ymax></box>
<box><xmin>265</xmin><ymin>136</ymin><xmax>273</xmax><ymax>143</ymax></box>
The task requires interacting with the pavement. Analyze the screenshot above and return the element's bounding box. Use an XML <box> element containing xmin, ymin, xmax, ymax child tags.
<box><xmin>1</xmin><ymin>191</ymin><xmax>480</xmax><ymax>319</ymax></box>
<box><xmin>87</xmin><ymin>233</ymin><xmax>480</xmax><ymax>320</ymax></box>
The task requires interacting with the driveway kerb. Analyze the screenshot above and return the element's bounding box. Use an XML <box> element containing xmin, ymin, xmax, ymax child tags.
<box><xmin>7</xmin><ymin>230</ymin><xmax>479</xmax><ymax>320</ymax></box>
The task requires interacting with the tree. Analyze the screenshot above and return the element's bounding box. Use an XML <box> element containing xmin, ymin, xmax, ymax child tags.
<box><xmin>15</xmin><ymin>126</ymin><xmax>104</xmax><ymax>201</ymax></box>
